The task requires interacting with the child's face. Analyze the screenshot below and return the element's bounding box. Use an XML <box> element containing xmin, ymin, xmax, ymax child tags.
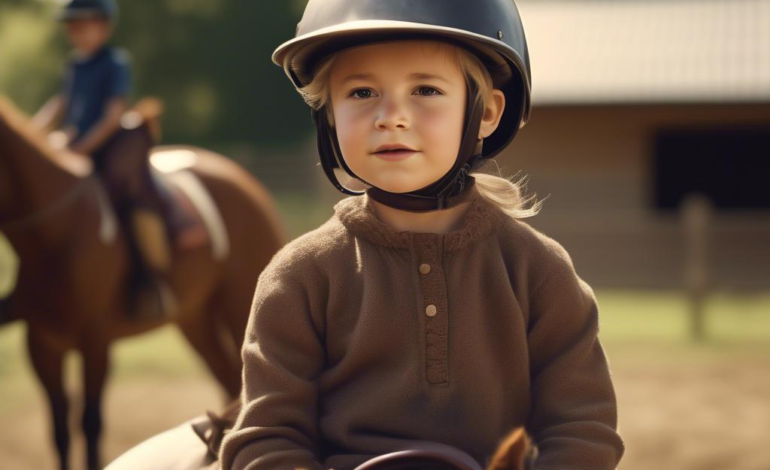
<box><xmin>65</xmin><ymin>18</ymin><xmax>112</xmax><ymax>56</ymax></box>
<box><xmin>329</xmin><ymin>41</ymin><xmax>468</xmax><ymax>194</ymax></box>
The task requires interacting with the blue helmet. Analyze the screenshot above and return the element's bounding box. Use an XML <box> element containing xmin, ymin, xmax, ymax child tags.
<box><xmin>59</xmin><ymin>0</ymin><xmax>118</xmax><ymax>22</ymax></box>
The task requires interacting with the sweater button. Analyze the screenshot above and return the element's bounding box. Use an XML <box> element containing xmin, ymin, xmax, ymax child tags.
<box><xmin>419</xmin><ymin>263</ymin><xmax>431</xmax><ymax>275</ymax></box>
<box><xmin>425</xmin><ymin>305</ymin><xmax>437</xmax><ymax>317</ymax></box>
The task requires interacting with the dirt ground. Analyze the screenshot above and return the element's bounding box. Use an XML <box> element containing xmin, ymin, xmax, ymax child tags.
<box><xmin>1</xmin><ymin>348</ymin><xmax>769</xmax><ymax>470</ymax></box>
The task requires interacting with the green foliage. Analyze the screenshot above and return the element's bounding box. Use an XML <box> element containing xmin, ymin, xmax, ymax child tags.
<box><xmin>0</xmin><ymin>0</ymin><xmax>313</xmax><ymax>149</ymax></box>
<box><xmin>0</xmin><ymin>1</ymin><xmax>67</xmax><ymax>109</ymax></box>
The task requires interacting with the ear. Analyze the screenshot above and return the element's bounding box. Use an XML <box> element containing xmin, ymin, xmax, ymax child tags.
<box><xmin>478</xmin><ymin>89</ymin><xmax>506</xmax><ymax>140</ymax></box>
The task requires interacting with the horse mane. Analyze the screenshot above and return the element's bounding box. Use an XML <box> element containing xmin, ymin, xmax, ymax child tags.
<box><xmin>0</xmin><ymin>95</ymin><xmax>57</xmax><ymax>157</ymax></box>
<box><xmin>0</xmin><ymin>95</ymin><xmax>91</xmax><ymax>176</ymax></box>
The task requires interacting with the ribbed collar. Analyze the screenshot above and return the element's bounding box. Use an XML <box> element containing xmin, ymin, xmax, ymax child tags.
<box><xmin>334</xmin><ymin>186</ymin><xmax>506</xmax><ymax>252</ymax></box>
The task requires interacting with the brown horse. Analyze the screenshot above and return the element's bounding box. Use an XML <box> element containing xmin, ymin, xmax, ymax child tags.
<box><xmin>0</xmin><ymin>96</ymin><xmax>285</xmax><ymax>470</ymax></box>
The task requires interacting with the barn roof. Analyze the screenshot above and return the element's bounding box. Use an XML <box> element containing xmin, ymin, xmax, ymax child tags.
<box><xmin>518</xmin><ymin>0</ymin><xmax>770</xmax><ymax>104</ymax></box>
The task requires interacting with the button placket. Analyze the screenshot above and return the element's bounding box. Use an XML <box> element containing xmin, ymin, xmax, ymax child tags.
<box><xmin>413</xmin><ymin>233</ymin><xmax>449</xmax><ymax>385</ymax></box>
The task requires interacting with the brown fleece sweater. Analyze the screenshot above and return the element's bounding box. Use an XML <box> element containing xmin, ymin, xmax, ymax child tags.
<box><xmin>219</xmin><ymin>187</ymin><xmax>624</xmax><ymax>470</ymax></box>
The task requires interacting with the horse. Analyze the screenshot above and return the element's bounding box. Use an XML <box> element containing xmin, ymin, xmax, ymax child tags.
<box><xmin>0</xmin><ymin>95</ymin><xmax>286</xmax><ymax>470</ymax></box>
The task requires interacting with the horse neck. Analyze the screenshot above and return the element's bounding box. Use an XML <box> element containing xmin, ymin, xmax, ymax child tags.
<box><xmin>0</xmin><ymin>118</ymin><xmax>82</xmax><ymax>223</ymax></box>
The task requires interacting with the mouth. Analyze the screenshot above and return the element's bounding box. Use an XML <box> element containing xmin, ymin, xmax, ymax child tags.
<box><xmin>373</xmin><ymin>144</ymin><xmax>418</xmax><ymax>161</ymax></box>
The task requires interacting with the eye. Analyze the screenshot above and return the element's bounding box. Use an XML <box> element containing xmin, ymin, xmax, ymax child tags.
<box><xmin>350</xmin><ymin>88</ymin><xmax>375</xmax><ymax>99</ymax></box>
<box><xmin>415</xmin><ymin>86</ymin><xmax>442</xmax><ymax>97</ymax></box>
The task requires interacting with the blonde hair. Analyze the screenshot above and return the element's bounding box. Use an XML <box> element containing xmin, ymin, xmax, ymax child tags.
<box><xmin>299</xmin><ymin>42</ymin><xmax>544</xmax><ymax>219</ymax></box>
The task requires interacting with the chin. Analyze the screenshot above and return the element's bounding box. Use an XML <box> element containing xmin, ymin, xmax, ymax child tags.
<box><xmin>368</xmin><ymin>176</ymin><xmax>433</xmax><ymax>194</ymax></box>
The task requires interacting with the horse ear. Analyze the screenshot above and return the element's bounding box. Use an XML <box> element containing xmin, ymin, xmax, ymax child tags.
<box><xmin>486</xmin><ymin>427</ymin><xmax>532</xmax><ymax>470</ymax></box>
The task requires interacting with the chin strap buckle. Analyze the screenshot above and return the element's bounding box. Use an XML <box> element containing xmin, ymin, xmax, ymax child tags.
<box><xmin>436</xmin><ymin>194</ymin><xmax>447</xmax><ymax>211</ymax></box>
<box><xmin>456</xmin><ymin>164</ymin><xmax>470</xmax><ymax>193</ymax></box>
<box><xmin>436</xmin><ymin>163</ymin><xmax>472</xmax><ymax>211</ymax></box>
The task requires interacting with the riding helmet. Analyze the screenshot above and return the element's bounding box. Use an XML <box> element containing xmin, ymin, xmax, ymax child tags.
<box><xmin>59</xmin><ymin>0</ymin><xmax>118</xmax><ymax>22</ymax></box>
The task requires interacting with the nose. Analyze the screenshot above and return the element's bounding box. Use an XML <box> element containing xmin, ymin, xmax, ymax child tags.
<box><xmin>374</xmin><ymin>95</ymin><xmax>410</xmax><ymax>131</ymax></box>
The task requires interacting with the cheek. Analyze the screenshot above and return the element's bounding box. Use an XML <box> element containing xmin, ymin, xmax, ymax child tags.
<box><xmin>415</xmin><ymin>103</ymin><xmax>465</xmax><ymax>168</ymax></box>
<box><xmin>66</xmin><ymin>30</ymin><xmax>81</xmax><ymax>44</ymax></box>
<box><xmin>333</xmin><ymin>106</ymin><xmax>369</xmax><ymax>161</ymax></box>
<box><xmin>87</xmin><ymin>29</ymin><xmax>102</xmax><ymax>44</ymax></box>
<box><xmin>327</xmin><ymin>109</ymin><xmax>373</xmax><ymax>192</ymax></box>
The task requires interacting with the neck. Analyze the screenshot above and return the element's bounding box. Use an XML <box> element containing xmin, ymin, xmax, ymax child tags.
<box><xmin>369</xmin><ymin>196</ymin><xmax>472</xmax><ymax>234</ymax></box>
<box><xmin>0</xmin><ymin>100</ymin><xmax>83</xmax><ymax>223</ymax></box>
<box><xmin>75</xmin><ymin>44</ymin><xmax>107</xmax><ymax>60</ymax></box>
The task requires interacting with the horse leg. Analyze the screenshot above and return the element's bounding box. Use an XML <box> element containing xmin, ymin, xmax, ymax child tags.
<box><xmin>81</xmin><ymin>340</ymin><xmax>110</xmax><ymax>470</ymax></box>
<box><xmin>27</xmin><ymin>328</ymin><xmax>70</xmax><ymax>470</ymax></box>
<box><xmin>177</xmin><ymin>311</ymin><xmax>241</xmax><ymax>399</ymax></box>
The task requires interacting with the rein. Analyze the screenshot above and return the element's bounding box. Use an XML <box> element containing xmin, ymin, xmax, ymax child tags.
<box><xmin>0</xmin><ymin>176</ymin><xmax>97</xmax><ymax>233</ymax></box>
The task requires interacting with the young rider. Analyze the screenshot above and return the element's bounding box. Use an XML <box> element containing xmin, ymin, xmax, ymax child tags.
<box><xmin>218</xmin><ymin>1</ymin><xmax>625</xmax><ymax>469</ymax></box>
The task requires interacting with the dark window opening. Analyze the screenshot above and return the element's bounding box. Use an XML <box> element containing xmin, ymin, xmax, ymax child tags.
<box><xmin>653</xmin><ymin>126</ymin><xmax>770</xmax><ymax>211</ymax></box>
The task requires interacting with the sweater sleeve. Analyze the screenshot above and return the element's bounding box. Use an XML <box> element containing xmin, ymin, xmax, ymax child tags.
<box><xmin>219</xmin><ymin>260</ymin><xmax>327</xmax><ymax>470</ymax></box>
<box><xmin>525</xmin><ymin>245</ymin><xmax>625</xmax><ymax>470</ymax></box>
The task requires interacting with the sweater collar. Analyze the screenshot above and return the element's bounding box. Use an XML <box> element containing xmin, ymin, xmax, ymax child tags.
<box><xmin>334</xmin><ymin>186</ymin><xmax>506</xmax><ymax>252</ymax></box>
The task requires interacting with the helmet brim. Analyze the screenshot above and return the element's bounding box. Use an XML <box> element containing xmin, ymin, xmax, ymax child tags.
<box><xmin>58</xmin><ymin>9</ymin><xmax>111</xmax><ymax>22</ymax></box>
<box><xmin>274</xmin><ymin>20</ymin><xmax>525</xmax><ymax>86</ymax></box>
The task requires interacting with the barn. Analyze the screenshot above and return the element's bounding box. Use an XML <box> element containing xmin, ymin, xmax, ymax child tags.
<box><xmin>503</xmin><ymin>0</ymin><xmax>770</xmax><ymax>290</ymax></box>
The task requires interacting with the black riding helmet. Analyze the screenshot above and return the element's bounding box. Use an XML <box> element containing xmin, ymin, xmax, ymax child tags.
<box><xmin>58</xmin><ymin>0</ymin><xmax>118</xmax><ymax>22</ymax></box>
<box><xmin>273</xmin><ymin>0</ymin><xmax>532</xmax><ymax>212</ymax></box>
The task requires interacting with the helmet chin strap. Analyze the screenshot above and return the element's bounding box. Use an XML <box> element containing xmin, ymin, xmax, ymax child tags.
<box><xmin>313</xmin><ymin>79</ymin><xmax>487</xmax><ymax>212</ymax></box>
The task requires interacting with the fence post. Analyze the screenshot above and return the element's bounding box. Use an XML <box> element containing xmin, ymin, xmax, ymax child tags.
<box><xmin>681</xmin><ymin>193</ymin><xmax>712</xmax><ymax>341</ymax></box>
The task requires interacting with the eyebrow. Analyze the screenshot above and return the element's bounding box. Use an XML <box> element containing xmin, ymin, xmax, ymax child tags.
<box><xmin>341</xmin><ymin>72</ymin><xmax>451</xmax><ymax>85</ymax></box>
<box><xmin>409</xmin><ymin>73</ymin><xmax>450</xmax><ymax>83</ymax></box>
<box><xmin>341</xmin><ymin>73</ymin><xmax>374</xmax><ymax>85</ymax></box>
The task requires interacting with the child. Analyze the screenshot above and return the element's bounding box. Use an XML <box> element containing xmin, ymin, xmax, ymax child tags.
<box><xmin>33</xmin><ymin>0</ymin><xmax>131</xmax><ymax>158</ymax></box>
<box><xmin>34</xmin><ymin>1</ymin><xmax>180</xmax><ymax>319</ymax></box>
<box><xmin>217</xmin><ymin>1</ymin><xmax>625</xmax><ymax>470</ymax></box>
<box><xmin>107</xmin><ymin>0</ymin><xmax>625</xmax><ymax>468</ymax></box>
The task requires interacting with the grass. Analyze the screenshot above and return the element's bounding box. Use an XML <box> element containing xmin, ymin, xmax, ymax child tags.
<box><xmin>0</xmin><ymin>325</ymin><xmax>211</xmax><ymax>414</ymax></box>
<box><xmin>597</xmin><ymin>290</ymin><xmax>770</xmax><ymax>369</ymax></box>
<box><xmin>272</xmin><ymin>189</ymin><xmax>337</xmax><ymax>239</ymax></box>
<box><xmin>599</xmin><ymin>290</ymin><xmax>770</xmax><ymax>343</ymax></box>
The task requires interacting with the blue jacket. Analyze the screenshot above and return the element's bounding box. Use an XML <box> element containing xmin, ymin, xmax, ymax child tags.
<box><xmin>62</xmin><ymin>46</ymin><xmax>132</xmax><ymax>142</ymax></box>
